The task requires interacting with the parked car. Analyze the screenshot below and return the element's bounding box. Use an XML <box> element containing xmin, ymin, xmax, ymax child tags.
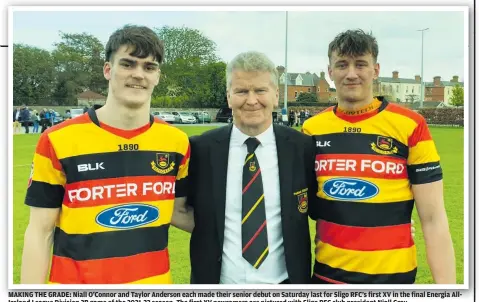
<box><xmin>153</xmin><ymin>111</ymin><xmax>176</xmax><ymax>123</ymax></box>
<box><xmin>192</xmin><ymin>111</ymin><xmax>211</xmax><ymax>123</ymax></box>
<box><xmin>178</xmin><ymin>112</ymin><xmax>197</xmax><ymax>124</ymax></box>
<box><xmin>164</xmin><ymin>112</ymin><xmax>181</xmax><ymax>124</ymax></box>
<box><xmin>216</xmin><ymin>107</ymin><xmax>232</xmax><ymax>122</ymax></box>
<box><xmin>52</xmin><ymin>111</ymin><xmax>64</xmax><ymax>125</ymax></box>
<box><xmin>69</xmin><ymin>108</ymin><xmax>85</xmax><ymax>119</ymax></box>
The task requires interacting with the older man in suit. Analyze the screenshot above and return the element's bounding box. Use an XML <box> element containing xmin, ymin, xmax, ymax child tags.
<box><xmin>173</xmin><ymin>51</ymin><xmax>317</xmax><ymax>284</ymax></box>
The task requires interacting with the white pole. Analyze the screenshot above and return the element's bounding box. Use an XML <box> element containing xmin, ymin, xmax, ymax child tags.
<box><xmin>418</xmin><ymin>28</ymin><xmax>429</xmax><ymax>108</ymax></box>
<box><xmin>284</xmin><ymin>11</ymin><xmax>288</xmax><ymax>112</ymax></box>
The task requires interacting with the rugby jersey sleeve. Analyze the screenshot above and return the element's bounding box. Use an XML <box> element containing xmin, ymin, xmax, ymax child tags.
<box><xmin>24</xmin><ymin>132</ymin><xmax>66</xmax><ymax>208</ymax></box>
<box><xmin>407</xmin><ymin>116</ymin><xmax>443</xmax><ymax>184</ymax></box>
<box><xmin>175</xmin><ymin>135</ymin><xmax>190</xmax><ymax>198</ymax></box>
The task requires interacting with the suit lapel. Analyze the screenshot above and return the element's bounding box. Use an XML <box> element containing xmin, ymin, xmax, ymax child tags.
<box><xmin>210</xmin><ymin>124</ymin><xmax>233</xmax><ymax>249</ymax></box>
<box><xmin>274</xmin><ymin>124</ymin><xmax>294</xmax><ymax>223</ymax></box>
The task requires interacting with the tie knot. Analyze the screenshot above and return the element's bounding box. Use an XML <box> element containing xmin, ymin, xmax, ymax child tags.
<box><xmin>245</xmin><ymin>137</ymin><xmax>260</xmax><ymax>153</ymax></box>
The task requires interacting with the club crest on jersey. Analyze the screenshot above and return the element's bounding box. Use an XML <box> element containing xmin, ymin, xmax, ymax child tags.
<box><xmin>294</xmin><ymin>188</ymin><xmax>308</xmax><ymax>213</ymax></box>
<box><xmin>249</xmin><ymin>161</ymin><xmax>257</xmax><ymax>172</ymax></box>
<box><xmin>297</xmin><ymin>192</ymin><xmax>308</xmax><ymax>213</ymax></box>
<box><xmin>371</xmin><ymin>136</ymin><xmax>398</xmax><ymax>155</ymax></box>
<box><xmin>151</xmin><ymin>153</ymin><xmax>175</xmax><ymax>174</ymax></box>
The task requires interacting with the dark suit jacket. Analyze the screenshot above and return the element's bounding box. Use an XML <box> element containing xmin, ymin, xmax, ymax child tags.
<box><xmin>187</xmin><ymin>123</ymin><xmax>317</xmax><ymax>284</ymax></box>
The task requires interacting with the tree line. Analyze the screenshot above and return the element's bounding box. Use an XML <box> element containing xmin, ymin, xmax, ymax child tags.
<box><xmin>13</xmin><ymin>26</ymin><xmax>227</xmax><ymax>108</ymax></box>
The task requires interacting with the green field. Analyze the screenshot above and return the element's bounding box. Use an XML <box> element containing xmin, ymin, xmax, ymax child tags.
<box><xmin>12</xmin><ymin>126</ymin><xmax>464</xmax><ymax>284</ymax></box>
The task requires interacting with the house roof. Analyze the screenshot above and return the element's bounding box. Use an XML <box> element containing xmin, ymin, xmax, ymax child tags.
<box><xmin>77</xmin><ymin>90</ymin><xmax>106</xmax><ymax>99</ymax></box>
<box><xmin>376</xmin><ymin>77</ymin><xmax>420</xmax><ymax>84</ymax></box>
<box><xmin>442</xmin><ymin>81</ymin><xmax>464</xmax><ymax>87</ymax></box>
<box><xmin>425</xmin><ymin>82</ymin><xmax>444</xmax><ymax>88</ymax></box>
<box><xmin>279</xmin><ymin>72</ymin><xmax>320</xmax><ymax>86</ymax></box>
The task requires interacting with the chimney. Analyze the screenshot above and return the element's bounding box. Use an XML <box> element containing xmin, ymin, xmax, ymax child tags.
<box><xmin>451</xmin><ymin>75</ymin><xmax>459</xmax><ymax>83</ymax></box>
<box><xmin>277</xmin><ymin>66</ymin><xmax>285</xmax><ymax>74</ymax></box>
<box><xmin>320</xmin><ymin>71</ymin><xmax>325</xmax><ymax>78</ymax></box>
<box><xmin>415</xmin><ymin>75</ymin><xmax>421</xmax><ymax>83</ymax></box>
<box><xmin>392</xmin><ymin>71</ymin><xmax>399</xmax><ymax>79</ymax></box>
<box><xmin>433</xmin><ymin>76</ymin><xmax>441</xmax><ymax>86</ymax></box>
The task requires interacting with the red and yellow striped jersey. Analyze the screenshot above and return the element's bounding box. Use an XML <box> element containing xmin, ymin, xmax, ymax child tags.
<box><xmin>302</xmin><ymin>98</ymin><xmax>443</xmax><ymax>284</ymax></box>
<box><xmin>24</xmin><ymin>109</ymin><xmax>190</xmax><ymax>284</ymax></box>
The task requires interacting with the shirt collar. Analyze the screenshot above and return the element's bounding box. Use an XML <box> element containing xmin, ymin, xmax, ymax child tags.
<box><xmin>231</xmin><ymin>123</ymin><xmax>274</xmax><ymax>147</ymax></box>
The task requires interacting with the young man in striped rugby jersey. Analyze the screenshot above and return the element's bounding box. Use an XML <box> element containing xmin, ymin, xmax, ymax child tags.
<box><xmin>303</xmin><ymin>29</ymin><xmax>456</xmax><ymax>284</ymax></box>
<box><xmin>21</xmin><ymin>25</ymin><xmax>191</xmax><ymax>284</ymax></box>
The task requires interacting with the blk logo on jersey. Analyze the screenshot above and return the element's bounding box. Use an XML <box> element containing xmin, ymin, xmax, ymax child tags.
<box><xmin>322</xmin><ymin>178</ymin><xmax>379</xmax><ymax>201</ymax></box>
<box><xmin>316</xmin><ymin>140</ymin><xmax>331</xmax><ymax>147</ymax></box>
<box><xmin>77</xmin><ymin>162</ymin><xmax>105</xmax><ymax>172</ymax></box>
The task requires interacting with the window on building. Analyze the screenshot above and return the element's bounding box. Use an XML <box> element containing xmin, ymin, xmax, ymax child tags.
<box><xmin>406</xmin><ymin>86</ymin><xmax>408</xmax><ymax>93</ymax></box>
<box><xmin>308</xmin><ymin>88</ymin><xmax>311</xmax><ymax>93</ymax></box>
<box><xmin>412</xmin><ymin>87</ymin><xmax>414</xmax><ymax>93</ymax></box>
<box><xmin>396</xmin><ymin>85</ymin><xmax>399</xmax><ymax>92</ymax></box>
<box><xmin>295</xmin><ymin>91</ymin><xmax>298</xmax><ymax>98</ymax></box>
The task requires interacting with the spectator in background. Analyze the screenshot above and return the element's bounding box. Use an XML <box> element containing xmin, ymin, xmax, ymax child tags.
<box><xmin>20</xmin><ymin>105</ymin><xmax>30</xmax><ymax>134</ymax></box>
<box><xmin>288</xmin><ymin>110</ymin><xmax>295</xmax><ymax>127</ymax></box>
<box><xmin>41</xmin><ymin>108</ymin><xmax>50</xmax><ymax>133</ymax></box>
<box><xmin>13</xmin><ymin>107</ymin><xmax>21</xmax><ymax>134</ymax></box>
<box><xmin>299</xmin><ymin>109</ymin><xmax>305</xmax><ymax>125</ymax></box>
<box><xmin>32</xmin><ymin>110</ymin><xmax>40</xmax><ymax>133</ymax></box>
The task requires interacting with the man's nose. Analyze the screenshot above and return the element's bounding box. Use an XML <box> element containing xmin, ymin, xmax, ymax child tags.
<box><xmin>345</xmin><ymin>66</ymin><xmax>359</xmax><ymax>80</ymax></box>
<box><xmin>131</xmin><ymin>66</ymin><xmax>145</xmax><ymax>79</ymax></box>
<box><xmin>245</xmin><ymin>91</ymin><xmax>258</xmax><ymax>104</ymax></box>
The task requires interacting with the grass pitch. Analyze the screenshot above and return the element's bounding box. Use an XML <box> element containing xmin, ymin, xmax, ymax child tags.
<box><xmin>12</xmin><ymin>126</ymin><xmax>464</xmax><ymax>284</ymax></box>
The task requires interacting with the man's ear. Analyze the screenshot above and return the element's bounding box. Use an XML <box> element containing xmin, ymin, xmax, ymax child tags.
<box><xmin>374</xmin><ymin>63</ymin><xmax>380</xmax><ymax>79</ymax></box>
<box><xmin>104</xmin><ymin>62</ymin><xmax>112</xmax><ymax>81</ymax></box>
<box><xmin>227</xmin><ymin>89</ymin><xmax>232</xmax><ymax>108</ymax></box>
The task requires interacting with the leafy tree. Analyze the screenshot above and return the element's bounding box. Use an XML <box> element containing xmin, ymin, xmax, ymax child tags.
<box><xmin>296</xmin><ymin>92</ymin><xmax>317</xmax><ymax>103</ymax></box>
<box><xmin>155</xmin><ymin>26</ymin><xmax>218</xmax><ymax>65</ymax></box>
<box><xmin>13</xmin><ymin>44</ymin><xmax>55</xmax><ymax>105</ymax></box>
<box><xmin>51</xmin><ymin>32</ymin><xmax>106</xmax><ymax>105</ymax></box>
<box><xmin>449</xmin><ymin>85</ymin><xmax>464</xmax><ymax>107</ymax></box>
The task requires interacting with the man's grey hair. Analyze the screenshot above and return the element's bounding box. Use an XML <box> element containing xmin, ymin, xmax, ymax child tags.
<box><xmin>226</xmin><ymin>51</ymin><xmax>279</xmax><ymax>90</ymax></box>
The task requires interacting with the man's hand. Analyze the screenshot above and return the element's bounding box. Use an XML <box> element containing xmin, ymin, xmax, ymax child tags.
<box><xmin>171</xmin><ymin>197</ymin><xmax>195</xmax><ymax>233</ymax></box>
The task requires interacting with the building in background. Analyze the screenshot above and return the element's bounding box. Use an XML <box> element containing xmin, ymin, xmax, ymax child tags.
<box><xmin>277</xmin><ymin>67</ymin><xmax>336</xmax><ymax>103</ymax></box>
<box><xmin>77</xmin><ymin>90</ymin><xmax>106</xmax><ymax>107</ymax></box>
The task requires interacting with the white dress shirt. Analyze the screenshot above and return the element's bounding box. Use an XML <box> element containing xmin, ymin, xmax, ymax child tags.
<box><xmin>220</xmin><ymin>124</ymin><xmax>288</xmax><ymax>284</ymax></box>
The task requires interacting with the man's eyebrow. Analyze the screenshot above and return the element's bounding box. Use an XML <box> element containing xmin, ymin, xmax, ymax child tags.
<box><xmin>119</xmin><ymin>58</ymin><xmax>159</xmax><ymax>67</ymax></box>
<box><xmin>145</xmin><ymin>62</ymin><xmax>160</xmax><ymax>67</ymax></box>
<box><xmin>119</xmin><ymin>58</ymin><xmax>136</xmax><ymax>64</ymax></box>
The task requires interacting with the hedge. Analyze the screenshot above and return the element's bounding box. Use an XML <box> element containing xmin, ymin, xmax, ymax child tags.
<box><xmin>287</xmin><ymin>106</ymin><xmax>464</xmax><ymax>127</ymax></box>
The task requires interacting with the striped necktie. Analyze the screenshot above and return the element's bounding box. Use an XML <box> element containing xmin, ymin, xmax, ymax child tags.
<box><xmin>241</xmin><ymin>137</ymin><xmax>269</xmax><ymax>268</ymax></box>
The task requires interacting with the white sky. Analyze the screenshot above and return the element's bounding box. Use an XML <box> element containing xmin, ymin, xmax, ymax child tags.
<box><xmin>12</xmin><ymin>9</ymin><xmax>466</xmax><ymax>88</ymax></box>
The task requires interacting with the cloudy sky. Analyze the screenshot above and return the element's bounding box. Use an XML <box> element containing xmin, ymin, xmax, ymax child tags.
<box><xmin>12</xmin><ymin>8</ymin><xmax>466</xmax><ymax>87</ymax></box>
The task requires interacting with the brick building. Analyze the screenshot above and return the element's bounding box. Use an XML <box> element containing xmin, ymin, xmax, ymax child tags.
<box><xmin>277</xmin><ymin>66</ymin><xmax>335</xmax><ymax>102</ymax></box>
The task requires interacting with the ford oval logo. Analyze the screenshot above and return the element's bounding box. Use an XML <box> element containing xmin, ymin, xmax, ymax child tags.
<box><xmin>323</xmin><ymin>178</ymin><xmax>379</xmax><ymax>201</ymax></box>
<box><xmin>96</xmin><ymin>204</ymin><xmax>159</xmax><ymax>229</ymax></box>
